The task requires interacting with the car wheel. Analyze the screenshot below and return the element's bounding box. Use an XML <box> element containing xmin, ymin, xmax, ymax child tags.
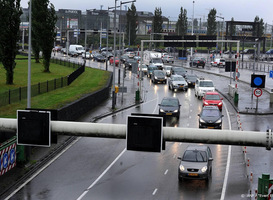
<box><xmin>178</xmin><ymin>176</ymin><xmax>183</xmax><ymax>181</ymax></box>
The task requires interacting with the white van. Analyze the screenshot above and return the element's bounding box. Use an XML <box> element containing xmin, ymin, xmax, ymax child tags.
<box><xmin>195</xmin><ymin>77</ymin><xmax>215</xmax><ymax>99</ymax></box>
<box><xmin>69</xmin><ymin>45</ymin><xmax>85</xmax><ymax>56</ymax></box>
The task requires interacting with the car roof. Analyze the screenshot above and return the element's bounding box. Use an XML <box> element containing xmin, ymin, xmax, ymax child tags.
<box><xmin>186</xmin><ymin>145</ymin><xmax>209</xmax><ymax>151</ymax></box>
<box><xmin>162</xmin><ymin>96</ymin><xmax>179</xmax><ymax>101</ymax></box>
<box><xmin>202</xmin><ymin>106</ymin><xmax>219</xmax><ymax>110</ymax></box>
<box><xmin>171</xmin><ymin>74</ymin><xmax>183</xmax><ymax>78</ymax></box>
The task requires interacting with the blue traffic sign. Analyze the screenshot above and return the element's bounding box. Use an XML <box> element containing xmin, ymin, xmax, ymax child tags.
<box><xmin>251</xmin><ymin>74</ymin><xmax>266</xmax><ymax>88</ymax></box>
<box><xmin>270</xmin><ymin>71</ymin><xmax>273</xmax><ymax>78</ymax></box>
<box><xmin>254</xmin><ymin>77</ymin><xmax>263</xmax><ymax>86</ymax></box>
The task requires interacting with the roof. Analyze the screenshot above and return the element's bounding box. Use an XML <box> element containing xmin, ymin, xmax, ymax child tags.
<box><xmin>205</xmin><ymin>91</ymin><xmax>220</xmax><ymax>95</ymax></box>
<box><xmin>202</xmin><ymin>106</ymin><xmax>219</xmax><ymax>110</ymax></box>
<box><xmin>186</xmin><ymin>145</ymin><xmax>208</xmax><ymax>151</ymax></box>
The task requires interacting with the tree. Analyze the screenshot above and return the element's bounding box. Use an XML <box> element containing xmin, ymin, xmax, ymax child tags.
<box><xmin>152</xmin><ymin>7</ymin><xmax>163</xmax><ymax>47</ymax></box>
<box><xmin>207</xmin><ymin>8</ymin><xmax>217</xmax><ymax>35</ymax></box>
<box><xmin>126</xmin><ymin>3</ymin><xmax>138</xmax><ymax>46</ymax></box>
<box><xmin>0</xmin><ymin>0</ymin><xmax>22</xmax><ymax>84</ymax></box>
<box><xmin>253</xmin><ymin>16</ymin><xmax>264</xmax><ymax>37</ymax></box>
<box><xmin>228</xmin><ymin>17</ymin><xmax>236</xmax><ymax>36</ymax></box>
<box><xmin>32</xmin><ymin>0</ymin><xmax>57</xmax><ymax>72</ymax></box>
<box><xmin>176</xmin><ymin>7</ymin><xmax>188</xmax><ymax>36</ymax></box>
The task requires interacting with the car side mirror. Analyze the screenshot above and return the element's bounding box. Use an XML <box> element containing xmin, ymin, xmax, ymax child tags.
<box><xmin>177</xmin><ymin>157</ymin><xmax>182</xmax><ymax>160</ymax></box>
<box><xmin>222</xmin><ymin>115</ymin><xmax>224</xmax><ymax>117</ymax></box>
<box><xmin>221</xmin><ymin>98</ymin><xmax>223</xmax><ymax>100</ymax></box>
<box><xmin>197</xmin><ymin>114</ymin><xmax>200</xmax><ymax>116</ymax></box>
<box><xmin>158</xmin><ymin>104</ymin><xmax>161</xmax><ymax>106</ymax></box>
<box><xmin>209</xmin><ymin>158</ymin><xmax>213</xmax><ymax>161</ymax></box>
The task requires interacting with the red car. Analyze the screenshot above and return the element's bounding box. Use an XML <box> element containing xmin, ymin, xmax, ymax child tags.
<box><xmin>203</xmin><ymin>92</ymin><xmax>223</xmax><ymax>111</ymax></box>
<box><xmin>109</xmin><ymin>57</ymin><xmax>119</xmax><ymax>66</ymax></box>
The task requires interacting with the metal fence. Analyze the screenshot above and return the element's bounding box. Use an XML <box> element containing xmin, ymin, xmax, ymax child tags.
<box><xmin>241</xmin><ymin>61</ymin><xmax>273</xmax><ymax>73</ymax></box>
<box><xmin>0</xmin><ymin>77</ymin><xmax>68</xmax><ymax>107</ymax></box>
<box><xmin>0</xmin><ymin>57</ymin><xmax>84</xmax><ymax>107</ymax></box>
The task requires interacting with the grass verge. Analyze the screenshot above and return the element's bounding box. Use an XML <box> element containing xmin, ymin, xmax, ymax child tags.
<box><xmin>0</xmin><ymin>59</ymin><xmax>110</xmax><ymax>118</ymax></box>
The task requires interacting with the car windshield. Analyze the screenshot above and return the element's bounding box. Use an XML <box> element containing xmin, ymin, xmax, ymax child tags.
<box><xmin>173</xmin><ymin>76</ymin><xmax>185</xmax><ymax>81</ymax></box>
<box><xmin>186</xmin><ymin>75</ymin><xmax>197</xmax><ymax>80</ymax></box>
<box><xmin>205</xmin><ymin>94</ymin><xmax>220</xmax><ymax>100</ymax></box>
<box><xmin>202</xmin><ymin>109</ymin><xmax>220</xmax><ymax>117</ymax></box>
<box><xmin>182</xmin><ymin>150</ymin><xmax>207</xmax><ymax>162</ymax></box>
<box><xmin>154</xmin><ymin>71</ymin><xmax>165</xmax><ymax>76</ymax></box>
<box><xmin>164</xmin><ymin>67</ymin><xmax>172</xmax><ymax>70</ymax></box>
<box><xmin>152</xmin><ymin>58</ymin><xmax>163</xmax><ymax>63</ymax></box>
<box><xmin>161</xmin><ymin>98</ymin><xmax>178</xmax><ymax>107</ymax></box>
<box><xmin>200</xmin><ymin>81</ymin><xmax>214</xmax><ymax>87</ymax></box>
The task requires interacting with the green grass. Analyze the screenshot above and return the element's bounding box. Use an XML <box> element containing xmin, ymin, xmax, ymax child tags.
<box><xmin>0</xmin><ymin>58</ymin><xmax>111</xmax><ymax>118</ymax></box>
<box><xmin>0</xmin><ymin>59</ymin><xmax>75</xmax><ymax>93</ymax></box>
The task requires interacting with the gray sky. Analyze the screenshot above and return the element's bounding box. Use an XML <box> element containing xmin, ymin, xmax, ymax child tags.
<box><xmin>20</xmin><ymin>0</ymin><xmax>272</xmax><ymax>25</ymax></box>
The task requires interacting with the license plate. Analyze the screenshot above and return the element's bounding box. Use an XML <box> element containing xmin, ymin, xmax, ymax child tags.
<box><xmin>166</xmin><ymin>113</ymin><xmax>172</xmax><ymax>115</ymax></box>
<box><xmin>188</xmin><ymin>173</ymin><xmax>198</xmax><ymax>176</ymax></box>
<box><xmin>207</xmin><ymin>127</ymin><xmax>214</xmax><ymax>129</ymax></box>
<box><xmin>179</xmin><ymin>85</ymin><xmax>184</xmax><ymax>88</ymax></box>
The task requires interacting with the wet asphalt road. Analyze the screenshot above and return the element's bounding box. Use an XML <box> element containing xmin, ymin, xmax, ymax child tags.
<box><xmin>7</xmin><ymin>54</ymin><xmax>272</xmax><ymax>200</ymax></box>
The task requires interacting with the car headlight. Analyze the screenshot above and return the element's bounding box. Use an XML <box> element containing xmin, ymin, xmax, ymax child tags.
<box><xmin>173</xmin><ymin>110</ymin><xmax>178</xmax><ymax>113</ymax></box>
<box><xmin>200</xmin><ymin>118</ymin><xmax>205</xmax><ymax>123</ymax></box>
<box><xmin>218</xmin><ymin>102</ymin><xmax>223</xmax><ymax>105</ymax></box>
<box><xmin>215</xmin><ymin>118</ymin><xmax>222</xmax><ymax>123</ymax></box>
<box><xmin>201</xmin><ymin>166</ymin><xmax>207</xmax><ymax>173</ymax></box>
<box><xmin>179</xmin><ymin>165</ymin><xmax>185</xmax><ymax>172</ymax></box>
<box><xmin>165</xmin><ymin>76</ymin><xmax>167</xmax><ymax>79</ymax></box>
<box><xmin>204</xmin><ymin>101</ymin><xmax>209</xmax><ymax>105</ymax></box>
<box><xmin>160</xmin><ymin>109</ymin><xmax>165</xmax><ymax>112</ymax></box>
<box><xmin>154</xmin><ymin>76</ymin><xmax>158</xmax><ymax>79</ymax></box>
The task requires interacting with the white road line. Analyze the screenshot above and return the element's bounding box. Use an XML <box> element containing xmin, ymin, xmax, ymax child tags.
<box><xmin>77</xmin><ymin>148</ymin><xmax>126</xmax><ymax>200</ymax></box>
<box><xmin>152</xmin><ymin>188</ymin><xmax>158</xmax><ymax>195</ymax></box>
<box><xmin>164</xmin><ymin>169</ymin><xmax>169</xmax><ymax>175</ymax></box>
<box><xmin>5</xmin><ymin>137</ymin><xmax>80</xmax><ymax>200</ymax></box>
<box><xmin>220</xmin><ymin>102</ymin><xmax>232</xmax><ymax>200</ymax></box>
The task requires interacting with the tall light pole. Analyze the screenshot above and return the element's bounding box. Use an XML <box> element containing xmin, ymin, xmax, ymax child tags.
<box><xmin>27</xmin><ymin>0</ymin><xmax>32</xmax><ymax>109</ymax></box>
<box><xmin>216</xmin><ymin>15</ymin><xmax>224</xmax><ymax>56</ymax></box>
<box><xmin>118</xmin><ymin>0</ymin><xmax>136</xmax><ymax>85</ymax></box>
<box><xmin>191</xmin><ymin>1</ymin><xmax>195</xmax><ymax>58</ymax></box>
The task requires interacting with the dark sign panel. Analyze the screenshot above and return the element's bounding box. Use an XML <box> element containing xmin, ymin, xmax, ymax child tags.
<box><xmin>127</xmin><ymin>116</ymin><xmax>162</xmax><ymax>152</ymax></box>
<box><xmin>17</xmin><ymin>110</ymin><xmax>51</xmax><ymax>147</ymax></box>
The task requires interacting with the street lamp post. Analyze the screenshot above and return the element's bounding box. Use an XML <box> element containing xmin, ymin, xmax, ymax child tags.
<box><xmin>191</xmin><ymin>1</ymin><xmax>195</xmax><ymax>60</ymax></box>
<box><xmin>216</xmin><ymin>15</ymin><xmax>224</xmax><ymax>56</ymax></box>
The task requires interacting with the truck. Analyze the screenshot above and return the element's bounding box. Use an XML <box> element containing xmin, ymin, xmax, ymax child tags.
<box><xmin>69</xmin><ymin>45</ymin><xmax>85</xmax><ymax>56</ymax></box>
<box><xmin>143</xmin><ymin>51</ymin><xmax>163</xmax><ymax>70</ymax></box>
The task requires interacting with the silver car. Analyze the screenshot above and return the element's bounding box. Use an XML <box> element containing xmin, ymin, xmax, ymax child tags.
<box><xmin>178</xmin><ymin>145</ymin><xmax>213</xmax><ymax>181</ymax></box>
<box><xmin>168</xmin><ymin>74</ymin><xmax>188</xmax><ymax>91</ymax></box>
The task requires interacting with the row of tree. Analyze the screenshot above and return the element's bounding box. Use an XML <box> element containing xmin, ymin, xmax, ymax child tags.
<box><xmin>127</xmin><ymin>4</ymin><xmax>265</xmax><ymax>45</ymax></box>
<box><xmin>0</xmin><ymin>0</ymin><xmax>57</xmax><ymax>85</ymax></box>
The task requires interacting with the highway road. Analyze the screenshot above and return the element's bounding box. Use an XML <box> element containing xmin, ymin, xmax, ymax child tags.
<box><xmin>7</xmin><ymin>55</ymin><xmax>271</xmax><ymax>200</ymax></box>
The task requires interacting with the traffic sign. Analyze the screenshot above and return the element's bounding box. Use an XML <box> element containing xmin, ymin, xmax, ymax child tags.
<box><xmin>270</xmin><ymin>70</ymin><xmax>273</xmax><ymax>78</ymax></box>
<box><xmin>254</xmin><ymin>88</ymin><xmax>262</xmax><ymax>97</ymax></box>
<box><xmin>251</xmin><ymin>74</ymin><xmax>266</xmax><ymax>88</ymax></box>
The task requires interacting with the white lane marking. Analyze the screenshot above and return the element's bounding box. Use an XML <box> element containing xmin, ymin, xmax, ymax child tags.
<box><xmin>220</xmin><ymin>102</ymin><xmax>232</xmax><ymax>200</ymax></box>
<box><xmin>5</xmin><ymin>137</ymin><xmax>80</xmax><ymax>200</ymax></box>
<box><xmin>152</xmin><ymin>188</ymin><xmax>158</xmax><ymax>195</ymax></box>
<box><xmin>77</xmin><ymin>148</ymin><xmax>126</xmax><ymax>200</ymax></box>
<box><xmin>164</xmin><ymin>169</ymin><xmax>169</xmax><ymax>175</ymax></box>
<box><xmin>152</xmin><ymin>93</ymin><xmax>159</xmax><ymax>114</ymax></box>
<box><xmin>97</xmin><ymin>97</ymin><xmax>159</xmax><ymax>122</ymax></box>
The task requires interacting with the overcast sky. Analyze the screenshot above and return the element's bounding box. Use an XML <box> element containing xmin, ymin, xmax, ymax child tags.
<box><xmin>20</xmin><ymin>0</ymin><xmax>272</xmax><ymax>25</ymax></box>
